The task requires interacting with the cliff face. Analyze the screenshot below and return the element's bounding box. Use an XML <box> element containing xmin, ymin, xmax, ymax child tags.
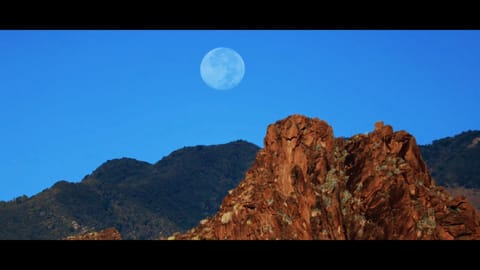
<box><xmin>174</xmin><ymin>115</ymin><xmax>480</xmax><ymax>240</ymax></box>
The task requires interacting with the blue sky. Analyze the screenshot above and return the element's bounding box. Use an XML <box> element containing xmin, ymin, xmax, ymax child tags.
<box><xmin>1</xmin><ymin>30</ymin><xmax>479</xmax><ymax>201</ymax></box>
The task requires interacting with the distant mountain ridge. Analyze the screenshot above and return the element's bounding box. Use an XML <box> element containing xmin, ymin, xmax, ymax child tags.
<box><xmin>419</xmin><ymin>130</ymin><xmax>480</xmax><ymax>188</ymax></box>
<box><xmin>0</xmin><ymin>140</ymin><xmax>259</xmax><ymax>239</ymax></box>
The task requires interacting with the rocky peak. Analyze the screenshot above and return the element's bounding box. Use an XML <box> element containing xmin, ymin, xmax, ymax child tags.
<box><xmin>172</xmin><ymin>114</ymin><xmax>480</xmax><ymax>240</ymax></box>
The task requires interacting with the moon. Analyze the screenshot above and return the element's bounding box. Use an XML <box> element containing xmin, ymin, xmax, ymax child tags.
<box><xmin>200</xmin><ymin>47</ymin><xmax>245</xmax><ymax>90</ymax></box>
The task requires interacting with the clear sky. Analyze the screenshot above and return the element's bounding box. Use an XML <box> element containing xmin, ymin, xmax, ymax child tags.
<box><xmin>1</xmin><ymin>30</ymin><xmax>479</xmax><ymax>201</ymax></box>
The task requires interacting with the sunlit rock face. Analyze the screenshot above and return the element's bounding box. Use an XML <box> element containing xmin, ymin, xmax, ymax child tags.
<box><xmin>172</xmin><ymin>115</ymin><xmax>480</xmax><ymax>240</ymax></box>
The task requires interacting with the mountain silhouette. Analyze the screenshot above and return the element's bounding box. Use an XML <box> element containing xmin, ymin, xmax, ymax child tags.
<box><xmin>420</xmin><ymin>130</ymin><xmax>480</xmax><ymax>188</ymax></box>
<box><xmin>0</xmin><ymin>140</ymin><xmax>259</xmax><ymax>239</ymax></box>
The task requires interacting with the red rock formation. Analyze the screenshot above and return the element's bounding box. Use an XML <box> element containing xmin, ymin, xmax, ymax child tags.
<box><xmin>64</xmin><ymin>227</ymin><xmax>122</xmax><ymax>240</ymax></box>
<box><xmin>173</xmin><ymin>114</ymin><xmax>480</xmax><ymax>240</ymax></box>
<box><xmin>445</xmin><ymin>186</ymin><xmax>480</xmax><ymax>212</ymax></box>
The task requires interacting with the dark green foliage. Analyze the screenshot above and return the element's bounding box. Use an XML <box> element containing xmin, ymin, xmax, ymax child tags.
<box><xmin>0</xmin><ymin>140</ymin><xmax>259</xmax><ymax>239</ymax></box>
<box><xmin>420</xmin><ymin>130</ymin><xmax>480</xmax><ymax>188</ymax></box>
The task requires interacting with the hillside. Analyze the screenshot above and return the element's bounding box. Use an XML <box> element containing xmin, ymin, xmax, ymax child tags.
<box><xmin>420</xmin><ymin>130</ymin><xmax>480</xmax><ymax>188</ymax></box>
<box><xmin>0</xmin><ymin>140</ymin><xmax>259</xmax><ymax>239</ymax></box>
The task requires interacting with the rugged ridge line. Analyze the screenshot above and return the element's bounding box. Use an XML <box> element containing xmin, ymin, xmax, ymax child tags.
<box><xmin>173</xmin><ymin>115</ymin><xmax>480</xmax><ymax>240</ymax></box>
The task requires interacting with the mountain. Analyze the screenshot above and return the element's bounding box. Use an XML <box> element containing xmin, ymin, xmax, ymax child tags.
<box><xmin>2</xmin><ymin>116</ymin><xmax>479</xmax><ymax>240</ymax></box>
<box><xmin>173</xmin><ymin>115</ymin><xmax>480</xmax><ymax>240</ymax></box>
<box><xmin>419</xmin><ymin>130</ymin><xmax>480</xmax><ymax>188</ymax></box>
<box><xmin>0</xmin><ymin>140</ymin><xmax>259</xmax><ymax>239</ymax></box>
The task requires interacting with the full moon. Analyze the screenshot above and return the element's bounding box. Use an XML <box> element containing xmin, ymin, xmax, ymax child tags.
<box><xmin>200</xmin><ymin>47</ymin><xmax>245</xmax><ymax>90</ymax></box>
